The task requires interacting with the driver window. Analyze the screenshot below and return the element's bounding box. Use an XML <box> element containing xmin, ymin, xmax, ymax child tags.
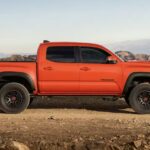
<box><xmin>80</xmin><ymin>47</ymin><xmax>110</xmax><ymax>63</ymax></box>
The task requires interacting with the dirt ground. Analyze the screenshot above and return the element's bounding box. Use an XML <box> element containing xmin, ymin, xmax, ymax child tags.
<box><xmin>0</xmin><ymin>96</ymin><xmax>150</xmax><ymax>150</ymax></box>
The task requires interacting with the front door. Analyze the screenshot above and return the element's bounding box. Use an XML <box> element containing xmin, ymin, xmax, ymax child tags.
<box><xmin>79</xmin><ymin>47</ymin><xmax>122</xmax><ymax>95</ymax></box>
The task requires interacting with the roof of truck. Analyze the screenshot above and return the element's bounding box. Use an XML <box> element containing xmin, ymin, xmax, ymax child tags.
<box><xmin>40</xmin><ymin>41</ymin><xmax>108</xmax><ymax>50</ymax></box>
<box><xmin>39</xmin><ymin>41</ymin><xmax>120</xmax><ymax>58</ymax></box>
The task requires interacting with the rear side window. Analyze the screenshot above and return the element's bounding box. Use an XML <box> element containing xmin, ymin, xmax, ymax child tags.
<box><xmin>80</xmin><ymin>47</ymin><xmax>110</xmax><ymax>63</ymax></box>
<box><xmin>46</xmin><ymin>46</ymin><xmax>76</xmax><ymax>63</ymax></box>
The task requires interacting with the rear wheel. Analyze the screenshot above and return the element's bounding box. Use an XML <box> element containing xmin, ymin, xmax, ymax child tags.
<box><xmin>0</xmin><ymin>83</ymin><xmax>30</xmax><ymax>114</ymax></box>
<box><xmin>129</xmin><ymin>83</ymin><xmax>150</xmax><ymax>114</ymax></box>
<box><xmin>29</xmin><ymin>97</ymin><xmax>34</xmax><ymax>105</ymax></box>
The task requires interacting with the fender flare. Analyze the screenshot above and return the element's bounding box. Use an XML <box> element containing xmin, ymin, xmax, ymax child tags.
<box><xmin>0</xmin><ymin>72</ymin><xmax>35</xmax><ymax>91</ymax></box>
<box><xmin>123</xmin><ymin>72</ymin><xmax>150</xmax><ymax>95</ymax></box>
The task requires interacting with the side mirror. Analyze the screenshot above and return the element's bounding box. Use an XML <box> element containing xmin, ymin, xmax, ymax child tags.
<box><xmin>107</xmin><ymin>56</ymin><xmax>118</xmax><ymax>64</ymax></box>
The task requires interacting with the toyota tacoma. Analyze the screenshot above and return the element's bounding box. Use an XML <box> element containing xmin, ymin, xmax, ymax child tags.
<box><xmin>0</xmin><ymin>41</ymin><xmax>150</xmax><ymax>114</ymax></box>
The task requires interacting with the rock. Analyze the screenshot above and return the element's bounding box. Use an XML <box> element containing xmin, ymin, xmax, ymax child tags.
<box><xmin>115</xmin><ymin>51</ymin><xmax>150</xmax><ymax>61</ymax></box>
<box><xmin>86</xmin><ymin>142</ymin><xmax>106</xmax><ymax>150</ymax></box>
<box><xmin>133</xmin><ymin>140</ymin><xmax>142</xmax><ymax>148</ymax></box>
<box><xmin>124</xmin><ymin>144</ymin><xmax>136</xmax><ymax>150</ymax></box>
<box><xmin>6</xmin><ymin>141</ymin><xmax>30</xmax><ymax>150</ymax></box>
<box><xmin>145</xmin><ymin>122</ymin><xmax>150</xmax><ymax>126</ymax></box>
<box><xmin>0</xmin><ymin>136</ymin><xmax>3</xmax><ymax>145</ymax></box>
<box><xmin>38</xmin><ymin>140</ymin><xmax>50</xmax><ymax>150</ymax></box>
<box><xmin>99</xmin><ymin>136</ymin><xmax>104</xmax><ymax>140</ymax></box>
<box><xmin>135</xmin><ymin>54</ymin><xmax>149</xmax><ymax>61</ymax></box>
<box><xmin>142</xmin><ymin>140</ymin><xmax>147</xmax><ymax>145</ymax></box>
<box><xmin>0</xmin><ymin>144</ymin><xmax>6</xmax><ymax>150</ymax></box>
<box><xmin>144</xmin><ymin>145</ymin><xmax>150</xmax><ymax>149</ymax></box>
<box><xmin>147</xmin><ymin>136</ymin><xmax>150</xmax><ymax>141</ymax></box>
<box><xmin>147</xmin><ymin>141</ymin><xmax>150</xmax><ymax>145</ymax></box>
<box><xmin>63</xmin><ymin>142</ymin><xmax>68</xmax><ymax>149</ymax></box>
<box><xmin>0</xmin><ymin>54</ymin><xmax>36</xmax><ymax>62</ymax></box>
<box><xmin>48</xmin><ymin>116</ymin><xmax>55</xmax><ymax>120</ymax></box>
<box><xmin>78</xmin><ymin>137</ymin><xmax>83</xmax><ymax>141</ymax></box>
<box><xmin>73</xmin><ymin>138</ymin><xmax>79</xmax><ymax>143</ymax></box>
<box><xmin>115</xmin><ymin>51</ymin><xmax>136</xmax><ymax>61</ymax></box>
<box><xmin>71</xmin><ymin>141</ymin><xmax>86</xmax><ymax>150</ymax></box>
<box><xmin>107</xmin><ymin>144</ymin><xmax>121</xmax><ymax>150</ymax></box>
<box><xmin>132</xmin><ymin>118</ymin><xmax>138</xmax><ymax>123</ymax></box>
<box><xmin>117</xmin><ymin>119</ymin><xmax>122</xmax><ymax>123</ymax></box>
<box><xmin>137</xmin><ymin>134</ymin><xmax>145</xmax><ymax>139</ymax></box>
<box><xmin>110</xmin><ymin>136</ymin><xmax>117</xmax><ymax>141</ymax></box>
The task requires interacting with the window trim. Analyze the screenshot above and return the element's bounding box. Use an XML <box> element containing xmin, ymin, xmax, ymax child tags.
<box><xmin>46</xmin><ymin>46</ymin><xmax>78</xmax><ymax>63</ymax></box>
<box><xmin>78</xmin><ymin>46</ymin><xmax>111</xmax><ymax>64</ymax></box>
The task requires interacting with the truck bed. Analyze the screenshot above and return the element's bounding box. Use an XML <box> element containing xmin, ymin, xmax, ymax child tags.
<box><xmin>0</xmin><ymin>62</ymin><xmax>37</xmax><ymax>91</ymax></box>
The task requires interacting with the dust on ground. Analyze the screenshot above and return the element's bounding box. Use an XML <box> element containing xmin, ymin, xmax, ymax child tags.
<box><xmin>0</xmin><ymin>96</ymin><xmax>150</xmax><ymax>150</ymax></box>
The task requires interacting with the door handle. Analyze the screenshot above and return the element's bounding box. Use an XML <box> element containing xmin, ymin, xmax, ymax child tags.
<box><xmin>43</xmin><ymin>67</ymin><xmax>53</xmax><ymax>70</ymax></box>
<box><xmin>80</xmin><ymin>67</ymin><xmax>91</xmax><ymax>71</ymax></box>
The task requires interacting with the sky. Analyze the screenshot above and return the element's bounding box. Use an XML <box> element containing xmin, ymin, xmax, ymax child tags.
<box><xmin>0</xmin><ymin>0</ymin><xmax>150</xmax><ymax>54</ymax></box>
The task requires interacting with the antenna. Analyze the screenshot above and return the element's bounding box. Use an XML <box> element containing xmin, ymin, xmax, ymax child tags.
<box><xmin>43</xmin><ymin>40</ymin><xmax>50</xmax><ymax>43</ymax></box>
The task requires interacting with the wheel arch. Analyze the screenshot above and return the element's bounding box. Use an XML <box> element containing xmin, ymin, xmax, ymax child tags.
<box><xmin>123</xmin><ymin>72</ymin><xmax>150</xmax><ymax>96</ymax></box>
<box><xmin>0</xmin><ymin>72</ymin><xmax>35</xmax><ymax>93</ymax></box>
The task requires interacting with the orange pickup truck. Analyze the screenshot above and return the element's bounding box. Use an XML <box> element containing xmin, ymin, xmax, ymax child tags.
<box><xmin>0</xmin><ymin>41</ymin><xmax>150</xmax><ymax>114</ymax></box>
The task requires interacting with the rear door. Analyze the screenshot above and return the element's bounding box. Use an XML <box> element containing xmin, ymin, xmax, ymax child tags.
<box><xmin>79</xmin><ymin>47</ymin><xmax>122</xmax><ymax>95</ymax></box>
<box><xmin>38</xmin><ymin>46</ymin><xmax>79</xmax><ymax>94</ymax></box>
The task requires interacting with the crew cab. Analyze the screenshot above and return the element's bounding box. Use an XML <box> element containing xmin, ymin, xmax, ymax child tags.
<box><xmin>0</xmin><ymin>41</ymin><xmax>150</xmax><ymax>114</ymax></box>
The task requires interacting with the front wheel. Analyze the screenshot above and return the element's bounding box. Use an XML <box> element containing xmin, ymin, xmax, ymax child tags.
<box><xmin>0</xmin><ymin>83</ymin><xmax>30</xmax><ymax>114</ymax></box>
<box><xmin>129</xmin><ymin>83</ymin><xmax>150</xmax><ymax>114</ymax></box>
<box><xmin>125</xmin><ymin>95</ymin><xmax>130</xmax><ymax>106</ymax></box>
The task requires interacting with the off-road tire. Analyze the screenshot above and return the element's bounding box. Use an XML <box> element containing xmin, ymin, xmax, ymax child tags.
<box><xmin>29</xmin><ymin>97</ymin><xmax>34</xmax><ymax>105</ymax></box>
<box><xmin>125</xmin><ymin>95</ymin><xmax>130</xmax><ymax>106</ymax></box>
<box><xmin>129</xmin><ymin>83</ymin><xmax>150</xmax><ymax>114</ymax></box>
<box><xmin>0</xmin><ymin>83</ymin><xmax>30</xmax><ymax>114</ymax></box>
